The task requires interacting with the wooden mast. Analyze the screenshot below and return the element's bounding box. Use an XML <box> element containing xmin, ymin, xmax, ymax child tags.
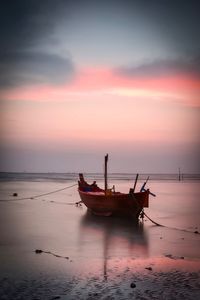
<box><xmin>104</xmin><ymin>154</ymin><xmax>108</xmax><ymax>193</ymax></box>
<box><xmin>133</xmin><ymin>173</ymin><xmax>139</xmax><ymax>193</ymax></box>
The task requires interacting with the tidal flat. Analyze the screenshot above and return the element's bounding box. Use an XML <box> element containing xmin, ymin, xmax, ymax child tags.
<box><xmin>0</xmin><ymin>178</ymin><xmax>200</xmax><ymax>299</ymax></box>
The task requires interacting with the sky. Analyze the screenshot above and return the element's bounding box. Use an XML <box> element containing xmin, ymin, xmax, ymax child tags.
<box><xmin>0</xmin><ymin>0</ymin><xmax>200</xmax><ymax>173</ymax></box>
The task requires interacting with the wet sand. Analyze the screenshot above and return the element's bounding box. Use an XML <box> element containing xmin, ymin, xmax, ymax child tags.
<box><xmin>0</xmin><ymin>179</ymin><xmax>200</xmax><ymax>299</ymax></box>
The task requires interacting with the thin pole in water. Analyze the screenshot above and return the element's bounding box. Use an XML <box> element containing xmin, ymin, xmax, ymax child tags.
<box><xmin>104</xmin><ymin>154</ymin><xmax>108</xmax><ymax>193</ymax></box>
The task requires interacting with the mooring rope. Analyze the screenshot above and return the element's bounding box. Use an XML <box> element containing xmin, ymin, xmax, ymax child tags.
<box><xmin>143</xmin><ymin>211</ymin><xmax>163</xmax><ymax>226</ymax></box>
<box><xmin>143</xmin><ymin>211</ymin><xmax>199</xmax><ymax>234</ymax></box>
<box><xmin>0</xmin><ymin>183</ymin><xmax>77</xmax><ymax>202</ymax></box>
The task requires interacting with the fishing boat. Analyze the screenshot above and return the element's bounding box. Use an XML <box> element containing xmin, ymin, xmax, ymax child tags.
<box><xmin>78</xmin><ymin>154</ymin><xmax>155</xmax><ymax>219</ymax></box>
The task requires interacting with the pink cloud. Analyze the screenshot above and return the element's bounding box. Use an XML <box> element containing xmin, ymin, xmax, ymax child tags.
<box><xmin>1</xmin><ymin>67</ymin><xmax>200</xmax><ymax>107</ymax></box>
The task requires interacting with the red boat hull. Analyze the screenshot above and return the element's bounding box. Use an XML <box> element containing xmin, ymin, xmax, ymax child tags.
<box><xmin>78</xmin><ymin>189</ymin><xmax>149</xmax><ymax>218</ymax></box>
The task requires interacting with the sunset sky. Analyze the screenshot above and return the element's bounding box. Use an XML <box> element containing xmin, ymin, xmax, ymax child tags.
<box><xmin>0</xmin><ymin>0</ymin><xmax>200</xmax><ymax>173</ymax></box>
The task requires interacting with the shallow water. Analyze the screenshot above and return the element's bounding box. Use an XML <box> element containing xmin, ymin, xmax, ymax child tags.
<box><xmin>0</xmin><ymin>179</ymin><xmax>200</xmax><ymax>299</ymax></box>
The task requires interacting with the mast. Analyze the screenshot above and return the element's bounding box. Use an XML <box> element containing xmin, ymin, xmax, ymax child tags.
<box><xmin>104</xmin><ymin>154</ymin><xmax>108</xmax><ymax>193</ymax></box>
<box><xmin>133</xmin><ymin>173</ymin><xmax>139</xmax><ymax>192</ymax></box>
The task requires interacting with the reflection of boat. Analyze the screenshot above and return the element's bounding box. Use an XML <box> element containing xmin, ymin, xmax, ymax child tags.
<box><xmin>80</xmin><ymin>210</ymin><xmax>147</xmax><ymax>248</ymax></box>
<box><xmin>78</xmin><ymin>154</ymin><xmax>151</xmax><ymax>219</ymax></box>
<box><xmin>79</xmin><ymin>211</ymin><xmax>148</xmax><ymax>280</ymax></box>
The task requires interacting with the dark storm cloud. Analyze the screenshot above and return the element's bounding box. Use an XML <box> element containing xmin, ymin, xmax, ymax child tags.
<box><xmin>0</xmin><ymin>0</ymin><xmax>75</xmax><ymax>87</ymax></box>
<box><xmin>116</xmin><ymin>55</ymin><xmax>200</xmax><ymax>78</ymax></box>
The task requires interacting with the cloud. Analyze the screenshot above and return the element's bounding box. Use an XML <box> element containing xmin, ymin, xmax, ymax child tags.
<box><xmin>0</xmin><ymin>0</ymin><xmax>75</xmax><ymax>87</ymax></box>
<box><xmin>116</xmin><ymin>55</ymin><xmax>200</xmax><ymax>78</ymax></box>
<box><xmin>0</xmin><ymin>0</ymin><xmax>66</xmax><ymax>48</ymax></box>
<box><xmin>0</xmin><ymin>51</ymin><xmax>75</xmax><ymax>87</ymax></box>
<box><xmin>1</xmin><ymin>1</ymin><xmax>199</xmax><ymax>87</ymax></box>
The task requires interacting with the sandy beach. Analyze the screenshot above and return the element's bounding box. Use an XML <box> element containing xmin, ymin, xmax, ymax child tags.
<box><xmin>0</xmin><ymin>177</ymin><xmax>200</xmax><ymax>299</ymax></box>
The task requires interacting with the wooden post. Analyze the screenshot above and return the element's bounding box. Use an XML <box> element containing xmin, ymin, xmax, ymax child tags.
<box><xmin>178</xmin><ymin>167</ymin><xmax>181</xmax><ymax>181</ymax></box>
<box><xmin>133</xmin><ymin>173</ymin><xmax>139</xmax><ymax>193</ymax></box>
<box><xmin>104</xmin><ymin>154</ymin><xmax>108</xmax><ymax>193</ymax></box>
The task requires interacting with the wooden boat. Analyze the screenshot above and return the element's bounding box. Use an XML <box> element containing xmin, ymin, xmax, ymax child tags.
<box><xmin>78</xmin><ymin>154</ymin><xmax>154</xmax><ymax>219</ymax></box>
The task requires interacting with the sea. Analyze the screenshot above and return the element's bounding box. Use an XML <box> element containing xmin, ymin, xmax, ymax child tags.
<box><xmin>0</xmin><ymin>172</ymin><xmax>200</xmax><ymax>299</ymax></box>
<box><xmin>0</xmin><ymin>172</ymin><xmax>200</xmax><ymax>182</ymax></box>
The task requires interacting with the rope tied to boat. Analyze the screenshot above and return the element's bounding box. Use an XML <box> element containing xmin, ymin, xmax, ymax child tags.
<box><xmin>140</xmin><ymin>210</ymin><xmax>199</xmax><ymax>234</ymax></box>
<box><xmin>142</xmin><ymin>211</ymin><xmax>163</xmax><ymax>226</ymax></box>
<box><xmin>0</xmin><ymin>183</ymin><xmax>77</xmax><ymax>202</ymax></box>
